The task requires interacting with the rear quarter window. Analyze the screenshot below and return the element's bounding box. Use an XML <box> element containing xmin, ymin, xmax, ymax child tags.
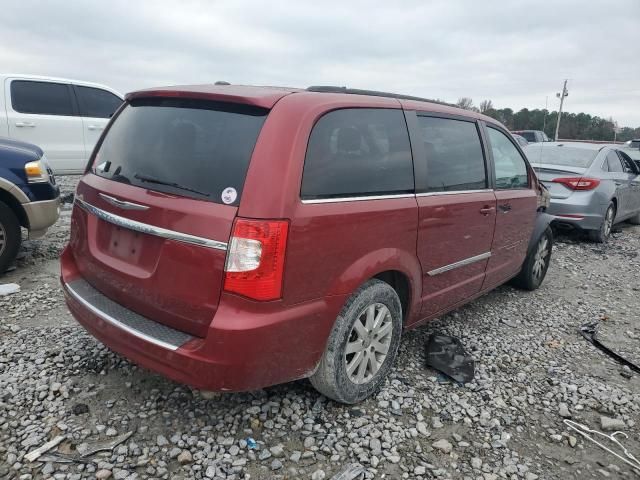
<box><xmin>301</xmin><ymin>108</ymin><xmax>414</xmax><ymax>199</ymax></box>
<box><xmin>93</xmin><ymin>98</ymin><xmax>268</xmax><ymax>205</ymax></box>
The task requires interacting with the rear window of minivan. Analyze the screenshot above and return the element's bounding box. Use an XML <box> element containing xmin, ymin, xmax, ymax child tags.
<box><xmin>92</xmin><ymin>98</ymin><xmax>268</xmax><ymax>205</ymax></box>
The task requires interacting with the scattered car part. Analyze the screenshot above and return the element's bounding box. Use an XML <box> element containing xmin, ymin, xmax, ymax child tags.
<box><xmin>579</xmin><ymin>323</ymin><xmax>640</xmax><ymax>374</ymax></box>
<box><xmin>24</xmin><ymin>435</ymin><xmax>66</xmax><ymax>462</ymax></box>
<box><xmin>425</xmin><ymin>334</ymin><xmax>475</xmax><ymax>384</ymax></box>
<box><xmin>564</xmin><ymin>419</ymin><xmax>640</xmax><ymax>471</ymax></box>
<box><xmin>330</xmin><ymin>463</ymin><xmax>365</xmax><ymax>480</ymax></box>
<box><xmin>75</xmin><ymin>431</ymin><xmax>133</xmax><ymax>457</ymax></box>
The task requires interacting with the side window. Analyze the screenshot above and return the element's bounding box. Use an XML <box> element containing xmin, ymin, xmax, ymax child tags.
<box><xmin>487</xmin><ymin>127</ymin><xmax>529</xmax><ymax>189</ymax></box>
<box><xmin>76</xmin><ymin>86</ymin><xmax>123</xmax><ymax>118</ymax></box>
<box><xmin>301</xmin><ymin>108</ymin><xmax>414</xmax><ymax>199</ymax></box>
<box><xmin>417</xmin><ymin>116</ymin><xmax>486</xmax><ymax>192</ymax></box>
<box><xmin>606</xmin><ymin>151</ymin><xmax>624</xmax><ymax>172</ymax></box>
<box><xmin>10</xmin><ymin>80</ymin><xmax>74</xmax><ymax>116</ymax></box>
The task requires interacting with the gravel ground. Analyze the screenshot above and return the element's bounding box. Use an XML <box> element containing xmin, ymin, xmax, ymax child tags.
<box><xmin>1</xmin><ymin>175</ymin><xmax>639</xmax><ymax>480</ymax></box>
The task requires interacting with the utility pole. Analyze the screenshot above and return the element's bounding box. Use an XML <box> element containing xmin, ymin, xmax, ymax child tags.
<box><xmin>554</xmin><ymin>80</ymin><xmax>568</xmax><ymax>141</ymax></box>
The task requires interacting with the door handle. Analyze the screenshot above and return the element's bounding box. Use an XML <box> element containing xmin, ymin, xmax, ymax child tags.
<box><xmin>615</xmin><ymin>182</ymin><xmax>623</xmax><ymax>186</ymax></box>
<box><xmin>479</xmin><ymin>206</ymin><xmax>495</xmax><ymax>216</ymax></box>
<box><xmin>87</xmin><ymin>125</ymin><xmax>104</xmax><ymax>131</ymax></box>
<box><xmin>498</xmin><ymin>204</ymin><xmax>512</xmax><ymax>213</ymax></box>
<box><xmin>15</xmin><ymin>122</ymin><xmax>35</xmax><ymax>127</ymax></box>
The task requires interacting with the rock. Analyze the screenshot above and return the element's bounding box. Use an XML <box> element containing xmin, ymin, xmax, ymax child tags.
<box><xmin>271</xmin><ymin>459</ymin><xmax>283</xmax><ymax>470</ymax></box>
<box><xmin>311</xmin><ymin>469</ymin><xmax>326</xmax><ymax>480</ymax></box>
<box><xmin>414</xmin><ymin>465</ymin><xmax>427</xmax><ymax>475</ymax></box>
<box><xmin>0</xmin><ymin>283</ymin><xmax>20</xmax><ymax>296</ymax></box>
<box><xmin>270</xmin><ymin>445</ymin><xmax>285</xmax><ymax>458</ymax></box>
<box><xmin>177</xmin><ymin>450</ymin><xmax>192</xmax><ymax>464</ymax></box>
<box><xmin>600</xmin><ymin>416</ymin><xmax>625</xmax><ymax>431</ymax></box>
<box><xmin>156</xmin><ymin>435</ymin><xmax>169</xmax><ymax>447</ymax></box>
<box><xmin>96</xmin><ymin>470</ymin><xmax>112</xmax><ymax>480</ymax></box>
<box><xmin>72</xmin><ymin>403</ymin><xmax>89</xmax><ymax>415</ymax></box>
<box><xmin>558</xmin><ymin>403</ymin><xmax>571</xmax><ymax>418</ymax></box>
<box><xmin>568</xmin><ymin>436</ymin><xmax>577</xmax><ymax>448</ymax></box>
<box><xmin>471</xmin><ymin>457</ymin><xmax>482</xmax><ymax>469</ymax></box>
<box><xmin>416</xmin><ymin>422</ymin><xmax>429</xmax><ymax>436</ymax></box>
<box><xmin>432</xmin><ymin>439</ymin><xmax>453</xmax><ymax>454</ymax></box>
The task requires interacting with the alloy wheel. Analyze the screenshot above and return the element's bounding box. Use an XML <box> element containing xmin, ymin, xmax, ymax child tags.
<box><xmin>532</xmin><ymin>236</ymin><xmax>549</xmax><ymax>282</ymax></box>
<box><xmin>603</xmin><ymin>207</ymin><xmax>614</xmax><ymax>238</ymax></box>
<box><xmin>344</xmin><ymin>303</ymin><xmax>393</xmax><ymax>385</ymax></box>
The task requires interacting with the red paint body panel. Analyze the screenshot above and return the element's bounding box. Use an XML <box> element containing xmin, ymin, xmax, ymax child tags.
<box><xmin>416</xmin><ymin>191</ymin><xmax>496</xmax><ymax>319</ymax></box>
<box><xmin>484</xmin><ymin>189</ymin><xmax>537</xmax><ymax>288</ymax></box>
<box><xmin>61</xmin><ymin>84</ymin><xmax>542</xmax><ymax>393</ymax></box>
<box><xmin>71</xmin><ymin>174</ymin><xmax>234</xmax><ymax>337</ymax></box>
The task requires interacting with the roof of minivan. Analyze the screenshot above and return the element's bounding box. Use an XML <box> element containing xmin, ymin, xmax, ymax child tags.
<box><xmin>126</xmin><ymin>84</ymin><xmax>499</xmax><ymax>123</ymax></box>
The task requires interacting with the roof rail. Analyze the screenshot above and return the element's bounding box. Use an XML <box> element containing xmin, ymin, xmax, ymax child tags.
<box><xmin>306</xmin><ymin>85</ymin><xmax>454</xmax><ymax>107</ymax></box>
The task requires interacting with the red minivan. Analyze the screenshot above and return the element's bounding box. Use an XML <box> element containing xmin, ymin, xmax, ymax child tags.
<box><xmin>61</xmin><ymin>85</ymin><xmax>552</xmax><ymax>403</ymax></box>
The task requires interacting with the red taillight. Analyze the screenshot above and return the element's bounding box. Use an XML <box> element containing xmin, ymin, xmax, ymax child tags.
<box><xmin>551</xmin><ymin>177</ymin><xmax>601</xmax><ymax>191</ymax></box>
<box><xmin>223</xmin><ymin>218</ymin><xmax>289</xmax><ymax>301</ymax></box>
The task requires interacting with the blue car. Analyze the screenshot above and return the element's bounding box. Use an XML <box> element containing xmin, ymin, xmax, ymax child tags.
<box><xmin>0</xmin><ymin>137</ymin><xmax>60</xmax><ymax>271</ymax></box>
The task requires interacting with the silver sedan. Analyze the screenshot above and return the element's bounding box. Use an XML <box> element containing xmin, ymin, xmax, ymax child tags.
<box><xmin>523</xmin><ymin>142</ymin><xmax>640</xmax><ymax>242</ymax></box>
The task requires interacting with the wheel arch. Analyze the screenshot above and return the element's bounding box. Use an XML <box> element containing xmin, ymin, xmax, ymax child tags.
<box><xmin>0</xmin><ymin>187</ymin><xmax>28</xmax><ymax>228</ymax></box>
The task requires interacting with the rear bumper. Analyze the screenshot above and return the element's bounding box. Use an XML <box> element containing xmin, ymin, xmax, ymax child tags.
<box><xmin>23</xmin><ymin>197</ymin><xmax>61</xmax><ymax>238</ymax></box>
<box><xmin>547</xmin><ymin>196</ymin><xmax>605</xmax><ymax>231</ymax></box>
<box><xmin>61</xmin><ymin>246</ymin><xmax>347</xmax><ymax>392</ymax></box>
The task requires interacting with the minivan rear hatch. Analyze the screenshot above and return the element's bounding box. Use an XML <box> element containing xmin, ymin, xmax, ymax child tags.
<box><xmin>69</xmin><ymin>95</ymin><xmax>269</xmax><ymax>337</ymax></box>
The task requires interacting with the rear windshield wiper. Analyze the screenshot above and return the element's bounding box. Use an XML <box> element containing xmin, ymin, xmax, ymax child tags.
<box><xmin>133</xmin><ymin>173</ymin><xmax>210</xmax><ymax>197</ymax></box>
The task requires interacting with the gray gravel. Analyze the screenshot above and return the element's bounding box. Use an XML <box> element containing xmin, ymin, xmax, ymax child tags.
<box><xmin>1</xmin><ymin>175</ymin><xmax>639</xmax><ymax>479</ymax></box>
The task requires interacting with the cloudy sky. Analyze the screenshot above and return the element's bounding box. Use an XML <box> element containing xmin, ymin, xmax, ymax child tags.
<box><xmin>3</xmin><ymin>0</ymin><xmax>639</xmax><ymax>126</ymax></box>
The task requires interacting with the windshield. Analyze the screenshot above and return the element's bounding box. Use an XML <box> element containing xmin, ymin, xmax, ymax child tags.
<box><xmin>524</xmin><ymin>145</ymin><xmax>598</xmax><ymax>168</ymax></box>
<box><xmin>93</xmin><ymin>98</ymin><xmax>268</xmax><ymax>205</ymax></box>
<box><xmin>520</xmin><ymin>131</ymin><xmax>536</xmax><ymax>142</ymax></box>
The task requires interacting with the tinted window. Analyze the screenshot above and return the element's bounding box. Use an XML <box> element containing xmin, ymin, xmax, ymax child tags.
<box><xmin>417</xmin><ymin>116</ymin><xmax>486</xmax><ymax>192</ymax></box>
<box><xmin>520</xmin><ymin>131</ymin><xmax>537</xmax><ymax>142</ymax></box>
<box><xmin>488</xmin><ymin>128</ymin><xmax>529</xmax><ymax>189</ymax></box>
<box><xmin>11</xmin><ymin>80</ymin><xmax>74</xmax><ymax>116</ymax></box>
<box><xmin>524</xmin><ymin>145</ymin><xmax>598</xmax><ymax>168</ymax></box>
<box><xmin>94</xmin><ymin>98</ymin><xmax>267</xmax><ymax>204</ymax></box>
<box><xmin>301</xmin><ymin>109</ymin><xmax>413</xmax><ymax>199</ymax></box>
<box><xmin>76</xmin><ymin>86</ymin><xmax>122</xmax><ymax>118</ymax></box>
<box><xmin>606</xmin><ymin>150</ymin><xmax>624</xmax><ymax>172</ymax></box>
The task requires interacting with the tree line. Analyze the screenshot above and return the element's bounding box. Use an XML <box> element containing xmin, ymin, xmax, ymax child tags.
<box><xmin>454</xmin><ymin>97</ymin><xmax>640</xmax><ymax>142</ymax></box>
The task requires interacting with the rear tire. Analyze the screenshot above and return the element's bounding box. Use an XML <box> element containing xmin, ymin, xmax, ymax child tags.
<box><xmin>0</xmin><ymin>201</ymin><xmax>21</xmax><ymax>274</ymax></box>
<box><xmin>588</xmin><ymin>202</ymin><xmax>615</xmax><ymax>243</ymax></box>
<box><xmin>512</xmin><ymin>227</ymin><xmax>553</xmax><ymax>291</ymax></box>
<box><xmin>310</xmin><ymin>279</ymin><xmax>402</xmax><ymax>404</ymax></box>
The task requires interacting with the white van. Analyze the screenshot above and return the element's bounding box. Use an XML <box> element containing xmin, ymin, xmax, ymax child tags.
<box><xmin>0</xmin><ymin>74</ymin><xmax>123</xmax><ymax>174</ymax></box>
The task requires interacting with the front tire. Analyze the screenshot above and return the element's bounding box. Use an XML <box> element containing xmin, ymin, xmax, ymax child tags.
<box><xmin>0</xmin><ymin>201</ymin><xmax>21</xmax><ymax>274</ymax></box>
<box><xmin>310</xmin><ymin>279</ymin><xmax>402</xmax><ymax>404</ymax></box>
<box><xmin>589</xmin><ymin>202</ymin><xmax>615</xmax><ymax>243</ymax></box>
<box><xmin>512</xmin><ymin>227</ymin><xmax>553</xmax><ymax>291</ymax></box>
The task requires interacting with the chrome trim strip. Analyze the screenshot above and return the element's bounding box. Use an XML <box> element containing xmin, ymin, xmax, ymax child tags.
<box><xmin>65</xmin><ymin>283</ymin><xmax>180</xmax><ymax>351</ymax></box>
<box><xmin>99</xmin><ymin>193</ymin><xmax>150</xmax><ymax>211</ymax></box>
<box><xmin>301</xmin><ymin>193</ymin><xmax>415</xmax><ymax>204</ymax></box>
<box><xmin>427</xmin><ymin>252</ymin><xmax>491</xmax><ymax>276</ymax></box>
<box><xmin>75</xmin><ymin>197</ymin><xmax>228</xmax><ymax>251</ymax></box>
<box><xmin>416</xmin><ymin>189</ymin><xmax>492</xmax><ymax>197</ymax></box>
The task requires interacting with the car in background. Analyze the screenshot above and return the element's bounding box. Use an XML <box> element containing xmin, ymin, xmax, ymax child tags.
<box><xmin>0</xmin><ymin>74</ymin><xmax>123</xmax><ymax>174</ymax></box>
<box><xmin>524</xmin><ymin>142</ymin><xmax>640</xmax><ymax>242</ymax></box>
<box><xmin>0</xmin><ymin>137</ymin><xmax>60</xmax><ymax>271</ymax></box>
<box><xmin>512</xmin><ymin>133</ymin><xmax>529</xmax><ymax>147</ymax></box>
<box><xmin>512</xmin><ymin>130</ymin><xmax>550</xmax><ymax>143</ymax></box>
<box><xmin>623</xmin><ymin>139</ymin><xmax>640</xmax><ymax>149</ymax></box>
